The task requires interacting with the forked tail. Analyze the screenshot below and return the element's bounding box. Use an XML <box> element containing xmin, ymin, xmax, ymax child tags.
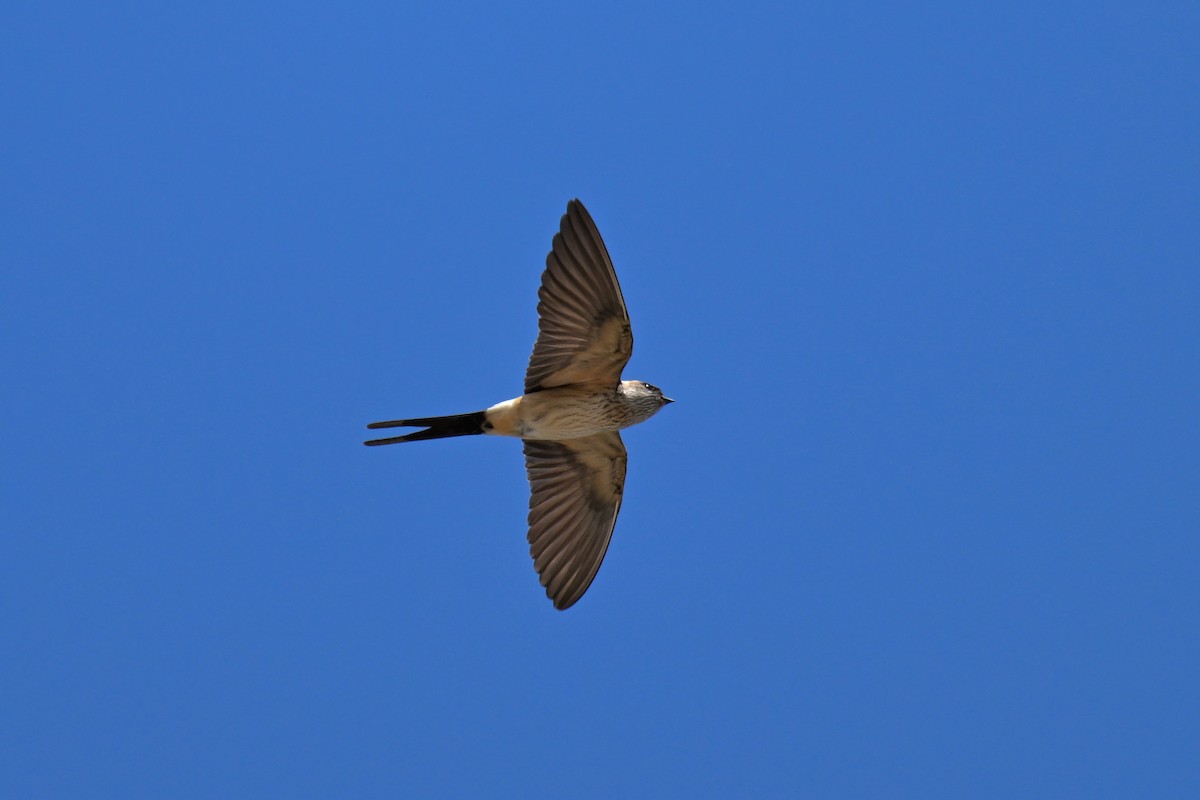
<box><xmin>363</xmin><ymin>411</ymin><xmax>487</xmax><ymax>446</ymax></box>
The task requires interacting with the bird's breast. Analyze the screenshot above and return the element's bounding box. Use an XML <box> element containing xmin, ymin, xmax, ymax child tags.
<box><xmin>515</xmin><ymin>388</ymin><xmax>630</xmax><ymax>440</ymax></box>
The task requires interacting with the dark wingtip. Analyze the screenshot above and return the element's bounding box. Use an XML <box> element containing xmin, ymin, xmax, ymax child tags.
<box><xmin>550</xmin><ymin>588</ymin><xmax>584</xmax><ymax>611</ymax></box>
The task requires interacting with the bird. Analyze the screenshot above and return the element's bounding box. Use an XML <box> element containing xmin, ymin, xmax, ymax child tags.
<box><xmin>364</xmin><ymin>199</ymin><xmax>672</xmax><ymax>610</ymax></box>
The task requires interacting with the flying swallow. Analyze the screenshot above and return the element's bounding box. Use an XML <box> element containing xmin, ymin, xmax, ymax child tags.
<box><xmin>365</xmin><ymin>199</ymin><xmax>672</xmax><ymax>609</ymax></box>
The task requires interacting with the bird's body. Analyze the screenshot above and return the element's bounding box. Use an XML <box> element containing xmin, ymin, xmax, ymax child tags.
<box><xmin>365</xmin><ymin>200</ymin><xmax>671</xmax><ymax>609</ymax></box>
<box><xmin>487</xmin><ymin>381</ymin><xmax>667</xmax><ymax>440</ymax></box>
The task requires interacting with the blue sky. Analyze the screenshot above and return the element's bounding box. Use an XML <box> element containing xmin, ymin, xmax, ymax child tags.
<box><xmin>3</xmin><ymin>2</ymin><xmax>1197</xmax><ymax>797</ymax></box>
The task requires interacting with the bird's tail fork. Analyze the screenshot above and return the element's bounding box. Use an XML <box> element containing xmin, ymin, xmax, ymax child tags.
<box><xmin>364</xmin><ymin>411</ymin><xmax>488</xmax><ymax>446</ymax></box>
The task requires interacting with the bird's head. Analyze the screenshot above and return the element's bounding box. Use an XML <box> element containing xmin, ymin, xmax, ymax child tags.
<box><xmin>622</xmin><ymin>380</ymin><xmax>674</xmax><ymax>419</ymax></box>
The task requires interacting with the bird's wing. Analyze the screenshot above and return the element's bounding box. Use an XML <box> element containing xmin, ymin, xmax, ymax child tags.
<box><xmin>525</xmin><ymin>199</ymin><xmax>632</xmax><ymax>394</ymax></box>
<box><xmin>524</xmin><ymin>431</ymin><xmax>627</xmax><ymax>610</ymax></box>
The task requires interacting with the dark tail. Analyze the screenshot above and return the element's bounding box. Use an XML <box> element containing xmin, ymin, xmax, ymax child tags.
<box><xmin>364</xmin><ymin>411</ymin><xmax>487</xmax><ymax>446</ymax></box>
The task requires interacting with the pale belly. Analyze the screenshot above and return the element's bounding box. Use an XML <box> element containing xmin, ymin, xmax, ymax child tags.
<box><xmin>520</xmin><ymin>389</ymin><xmax>626</xmax><ymax>439</ymax></box>
<box><xmin>485</xmin><ymin>389</ymin><xmax>626</xmax><ymax>440</ymax></box>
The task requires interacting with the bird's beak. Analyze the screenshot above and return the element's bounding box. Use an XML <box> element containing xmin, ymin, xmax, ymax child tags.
<box><xmin>663</xmin><ymin>397</ymin><xmax>675</xmax><ymax>404</ymax></box>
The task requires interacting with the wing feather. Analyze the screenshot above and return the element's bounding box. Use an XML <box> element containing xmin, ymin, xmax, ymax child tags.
<box><xmin>523</xmin><ymin>432</ymin><xmax>627</xmax><ymax>610</ymax></box>
<box><xmin>525</xmin><ymin>200</ymin><xmax>633</xmax><ymax>393</ymax></box>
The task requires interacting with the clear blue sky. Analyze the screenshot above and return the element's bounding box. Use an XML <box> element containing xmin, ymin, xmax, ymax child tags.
<box><xmin>3</xmin><ymin>3</ymin><xmax>1197</xmax><ymax>797</ymax></box>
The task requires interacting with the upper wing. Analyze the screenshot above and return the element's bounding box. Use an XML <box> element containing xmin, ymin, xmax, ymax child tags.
<box><xmin>524</xmin><ymin>431</ymin><xmax>627</xmax><ymax>610</ymax></box>
<box><xmin>525</xmin><ymin>199</ymin><xmax>632</xmax><ymax>393</ymax></box>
